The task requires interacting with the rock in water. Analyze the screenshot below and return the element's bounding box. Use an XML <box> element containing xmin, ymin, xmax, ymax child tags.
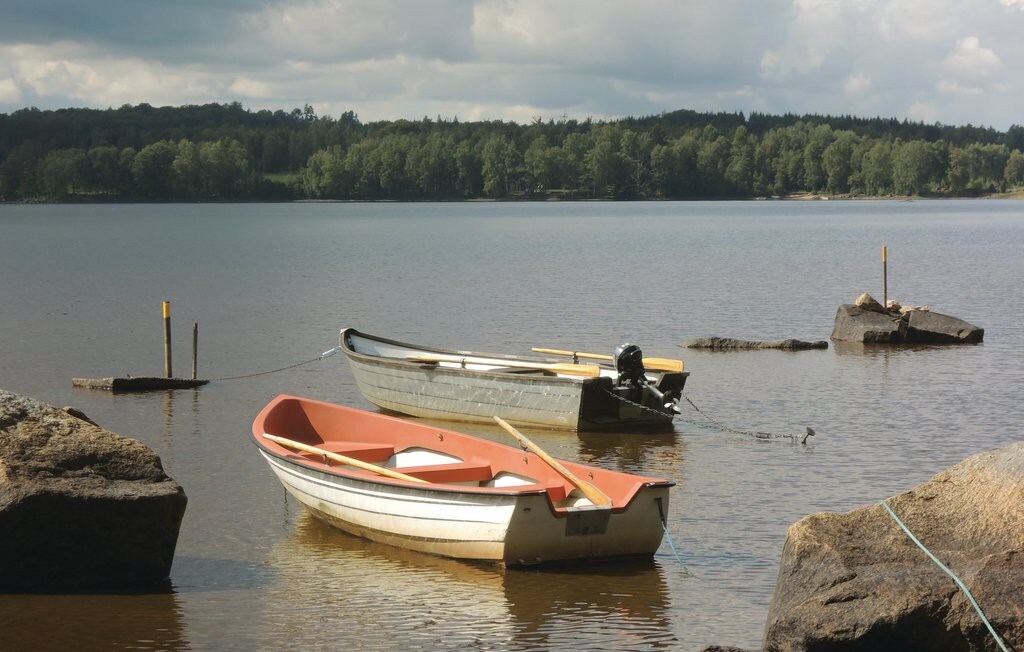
<box><xmin>833</xmin><ymin>293</ymin><xmax>983</xmax><ymax>345</ymax></box>
<box><xmin>763</xmin><ymin>442</ymin><xmax>1024</xmax><ymax>651</ymax></box>
<box><xmin>855</xmin><ymin>292</ymin><xmax>886</xmax><ymax>314</ymax></box>
<box><xmin>906</xmin><ymin>310</ymin><xmax>985</xmax><ymax>344</ymax></box>
<box><xmin>831</xmin><ymin>304</ymin><xmax>904</xmax><ymax>344</ymax></box>
<box><xmin>0</xmin><ymin>389</ymin><xmax>187</xmax><ymax>591</ymax></box>
<box><xmin>681</xmin><ymin>337</ymin><xmax>828</xmax><ymax>350</ymax></box>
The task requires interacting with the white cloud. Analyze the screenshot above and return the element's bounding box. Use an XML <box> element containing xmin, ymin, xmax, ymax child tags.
<box><xmin>941</xmin><ymin>36</ymin><xmax>1001</xmax><ymax>78</ymax></box>
<box><xmin>228</xmin><ymin>77</ymin><xmax>274</xmax><ymax>99</ymax></box>
<box><xmin>906</xmin><ymin>102</ymin><xmax>939</xmax><ymax>124</ymax></box>
<box><xmin>843</xmin><ymin>73</ymin><xmax>871</xmax><ymax>96</ymax></box>
<box><xmin>0</xmin><ymin>1</ymin><xmax>1022</xmax><ymax>129</ymax></box>
<box><xmin>0</xmin><ymin>78</ymin><xmax>22</xmax><ymax>103</ymax></box>
<box><xmin>8</xmin><ymin>43</ymin><xmax>219</xmax><ymax>107</ymax></box>
<box><xmin>938</xmin><ymin>36</ymin><xmax>1002</xmax><ymax>97</ymax></box>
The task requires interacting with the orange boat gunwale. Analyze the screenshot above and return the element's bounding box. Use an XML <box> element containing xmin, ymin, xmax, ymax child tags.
<box><xmin>250</xmin><ymin>394</ymin><xmax>674</xmax><ymax>515</ymax></box>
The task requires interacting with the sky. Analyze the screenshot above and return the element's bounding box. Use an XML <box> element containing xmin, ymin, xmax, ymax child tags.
<box><xmin>0</xmin><ymin>0</ymin><xmax>1022</xmax><ymax>130</ymax></box>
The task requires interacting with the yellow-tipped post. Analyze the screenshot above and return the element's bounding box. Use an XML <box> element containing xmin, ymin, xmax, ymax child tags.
<box><xmin>882</xmin><ymin>245</ymin><xmax>888</xmax><ymax>308</ymax></box>
<box><xmin>163</xmin><ymin>301</ymin><xmax>172</xmax><ymax>379</ymax></box>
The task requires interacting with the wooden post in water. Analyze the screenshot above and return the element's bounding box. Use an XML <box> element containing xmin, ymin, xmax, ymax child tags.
<box><xmin>882</xmin><ymin>245</ymin><xmax>888</xmax><ymax>308</ymax></box>
<box><xmin>192</xmin><ymin>322</ymin><xmax>198</xmax><ymax>380</ymax></box>
<box><xmin>163</xmin><ymin>301</ymin><xmax>172</xmax><ymax>379</ymax></box>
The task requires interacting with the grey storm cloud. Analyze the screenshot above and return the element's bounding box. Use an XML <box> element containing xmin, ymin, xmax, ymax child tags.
<box><xmin>0</xmin><ymin>0</ymin><xmax>1022</xmax><ymax>129</ymax></box>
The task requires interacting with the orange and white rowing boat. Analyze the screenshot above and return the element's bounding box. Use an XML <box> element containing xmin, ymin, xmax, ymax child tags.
<box><xmin>251</xmin><ymin>394</ymin><xmax>674</xmax><ymax>567</ymax></box>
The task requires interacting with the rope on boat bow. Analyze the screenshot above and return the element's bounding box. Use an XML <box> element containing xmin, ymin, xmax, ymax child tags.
<box><xmin>210</xmin><ymin>347</ymin><xmax>341</xmax><ymax>381</ymax></box>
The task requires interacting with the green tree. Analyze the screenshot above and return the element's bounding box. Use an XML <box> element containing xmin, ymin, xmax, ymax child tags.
<box><xmin>1005</xmin><ymin>150</ymin><xmax>1024</xmax><ymax>188</ymax></box>
<box><xmin>481</xmin><ymin>134</ymin><xmax>520</xmax><ymax>197</ymax></box>
<box><xmin>40</xmin><ymin>149</ymin><xmax>85</xmax><ymax>199</ymax></box>
<box><xmin>301</xmin><ymin>146</ymin><xmax>347</xmax><ymax>198</ymax></box>
<box><xmin>199</xmin><ymin>139</ymin><xmax>256</xmax><ymax>198</ymax></box>
<box><xmin>454</xmin><ymin>140</ymin><xmax>482</xmax><ymax>197</ymax></box>
<box><xmin>131</xmin><ymin>141</ymin><xmax>176</xmax><ymax>199</ymax></box>
<box><xmin>946</xmin><ymin>146</ymin><xmax>971</xmax><ymax>194</ymax></box>
<box><xmin>84</xmin><ymin>146</ymin><xmax>123</xmax><ymax>195</ymax></box>
<box><xmin>822</xmin><ymin>131</ymin><xmax>859</xmax><ymax>194</ymax></box>
<box><xmin>171</xmin><ymin>140</ymin><xmax>201</xmax><ymax>198</ymax></box>
<box><xmin>860</xmin><ymin>140</ymin><xmax>893</xmax><ymax>195</ymax></box>
<box><xmin>802</xmin><ymin>124</ymin><xmax>834</xmax><ymax>191</ymax></box>
<box><xmin>725</xmin><ymin>126</ymin><xmax>755</xmax><ymax>194</ymax></box>
<box><xmin>406</xmin><ymin>132</ymin><xmax>456</xmax><ymax>198</ymax></box>
<box><xmin>524</xmin><ymin>135</ymin><xmax>561</xmax><ymax>193</ymax></box>
<box><xmin>892</xmin><ymin>140</ymin><xmax>942</xmax><ymax>196</ymax></box>
<box><xmin>619</xmin><ymin>129</ymin><xmax>652</xmax><ymax>197</ymax></box>
<box><xmin>560</xmin><ymin>132</ymin><xmax>590</xmax><ymax>194</ymax></box>
<box><xmin>0</xmin><ymin>141</ymin><xmax>43</xmax><ymax>198</ymax></box>
<box><xmin>697</xmin><ymin>134</ymin><xmax>730</xmax><ymax>196</ymax></box>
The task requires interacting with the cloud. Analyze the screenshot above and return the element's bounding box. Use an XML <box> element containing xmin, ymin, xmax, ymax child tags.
<box><xmin>843</xmin><ymin>73</ymin><xmax>872</xmax><ymax>96</ymax></box>
<box><xmin>0</xmin><ymin>78</ymin><xmax>21</xmax><ymax>103</ymax></box>
<box><xmin>0</xmin><ymin>0</ymin><xmax>1022</xmax><ymax>129</ymax></box>
<box><xmin>938</xmin><ymin>36</ymin><xmax>1003</xmax><ymax>97</ymax></box>
<box><xmin>5</xmin><ymin>42</ymin><xmax>220</xmax><ymax>107</ymax></box>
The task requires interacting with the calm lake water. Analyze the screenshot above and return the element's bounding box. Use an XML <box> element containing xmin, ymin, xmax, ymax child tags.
<box><xmin>1</xmin><ymin>200</ymin><xmax>1022</xmax><ymax>650</ymax></box>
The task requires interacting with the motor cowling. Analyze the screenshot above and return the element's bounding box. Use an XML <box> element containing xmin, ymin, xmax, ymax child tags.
<box><xmin>614</xmin><ymin>342</ymin><xmax>680</xmax><ymax>411</ymax></box>
<box><xmin>613</xmin><ymin>343</ymin><xmax>647</xmax><ymax>387</ymax></box>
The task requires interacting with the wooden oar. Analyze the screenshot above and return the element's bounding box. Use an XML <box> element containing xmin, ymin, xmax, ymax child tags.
<box><xmin>493</xmin><ymin>417</ymin><xmax>612</xmax><ymax>508</ymax></box>
<box><xmin>407</xmin><ymin>353</ymin><xmax>601</xmax><ymax>377</ymax></box>
<box><xmin>264</xmin><ymin>434</ymin><xmax>428</xmax><ymax>484</ymax></box>
<box><xmin>532</xmin><ymin>347</ymin><xmax>685</xmax><ymax>373</ymax></box>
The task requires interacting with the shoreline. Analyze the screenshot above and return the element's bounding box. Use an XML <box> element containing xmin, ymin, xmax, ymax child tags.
<box><xmin>4</xmin><ymin>191</ymin><xmax>1023</xmax><ymax>205</ymax></box>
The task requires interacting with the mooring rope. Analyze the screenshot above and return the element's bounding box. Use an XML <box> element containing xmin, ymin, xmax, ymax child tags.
<box><xmin>655</xmin><ymin>496</ymin><xmax>694</xmax><ymax>576</ymax></box>
<box><xmin>609</xmin><ymin>388</ymin><xmax>813</xmax><ymax>442</ymax></box>
<box><xmin>679</xmin><ymin>395</ymin><xmax>813</xmax><ymax>442</ymax></box>
<box><xmin>210</xmin><ymin>347</ymin><xmax>341</xmax><ymax>381</ymax></box>
<box><xmin>880</xmin><ymin>499</ymin><xmax>1009</xmax><ymax>651</ymax></box>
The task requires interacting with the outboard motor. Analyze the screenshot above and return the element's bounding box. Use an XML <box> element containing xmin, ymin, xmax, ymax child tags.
<box><xmin>613</xmin><ymin>343</ymin><xmax>647</xmax><ymax>387</ymax></box>
<box><xmin>614</xmin><ymin>342</ymin><xmax>679</xmax><ymax>411</ymax></box>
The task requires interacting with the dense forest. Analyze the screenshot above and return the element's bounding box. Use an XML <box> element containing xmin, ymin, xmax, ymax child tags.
<box><xmin>2</xmin><ymin>102</ymin><xmax>1023</xmax><ymax>202</ymax></box>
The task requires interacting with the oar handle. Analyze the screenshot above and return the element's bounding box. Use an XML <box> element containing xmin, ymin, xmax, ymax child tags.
<box><xmin>493</xmin><ymin>417</ymin><xmax>612</xmax><ymax>508</ymax></box>
<box><xmin>532</xmin><ymin>347</ymin><xmax>685</xmax><ymax>372</ymax></box>
<box><xmin>264</xmin><ymin>434</ymin><xmax>428</xmax><ymax>484</ymax></box>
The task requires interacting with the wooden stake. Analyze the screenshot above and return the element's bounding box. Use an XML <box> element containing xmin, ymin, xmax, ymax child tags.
<box><xmin>163</xmin><ymin>301</ymin><xmax>172</xmax><ymax>379</ymax></box>
<box><xmin>192</xmin><ymin>322</ymin><xmax>198</xmax><ymax>381</ymax></box>
<box><xmin>882</xmin><ymin>245</ymin><xmax>888</xmax><ymax>308</ymax></box>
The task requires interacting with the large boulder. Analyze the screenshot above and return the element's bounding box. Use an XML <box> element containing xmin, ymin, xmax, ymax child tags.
<box><xmin>0</xmin><ymin>389</ymin><xmax>187</xmax><ymax>591</ymax></box>
<box><xmin>763</xmin><ymin>442</ymin><xmax>1024</xmax><ymax>651</ymax></box>
<box><xmin>831</xmin><ymin>304</ymin><xmax>984</xmax><ymax>345</ymax></box>
<box><xmin>831</xmin><ymin>304</ymin><xmax>905</xmax><ymax>344</ymax></box>
<box><xmin>906</xmin><ymin>310</ymin><xmax>985</xmax><ymax>344</ymax></box>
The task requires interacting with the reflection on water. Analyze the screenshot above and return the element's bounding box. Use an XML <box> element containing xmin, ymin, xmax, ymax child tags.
<box><xmin>0</xmin><ymin>593</ymin><xmax>187</xmax><ymax>650</ymax></box>
<box><xmin>263</xmin><ymin>512</ymin><xmax>678</xmax><ymax>649</ymax></box>
<box><xmin>576</xmin><ymin>431</ymin><xmax>684</xmax><ymax>477</ymax></box>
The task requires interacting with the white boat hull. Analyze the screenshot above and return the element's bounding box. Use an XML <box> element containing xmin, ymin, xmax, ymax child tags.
<box><xmin>261</xmin><ymin>451</ymin><xmax>671</xmax><ymax>566</ymax></box>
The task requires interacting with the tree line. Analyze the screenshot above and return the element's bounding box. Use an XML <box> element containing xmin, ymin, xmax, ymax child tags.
<box><xmin>2</xmin><ymin>102</ymin><xmax>1022</xmax><ymax>201</ymax></box>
